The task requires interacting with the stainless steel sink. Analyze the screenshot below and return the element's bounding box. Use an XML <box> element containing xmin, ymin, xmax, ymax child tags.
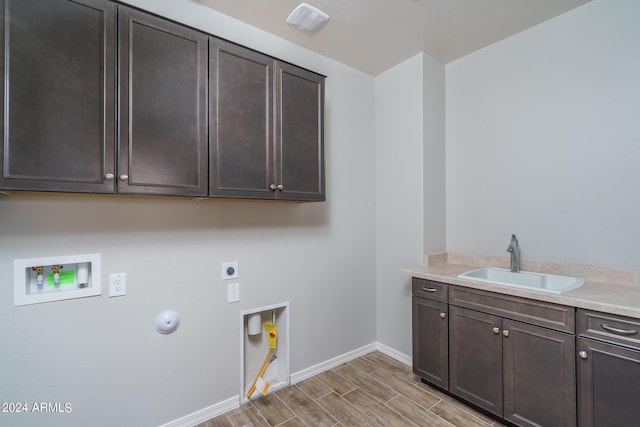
<box><xmin>457</xmin><ymin>268</ymin><xmax>585</xmax><ymax>294</ymax></box>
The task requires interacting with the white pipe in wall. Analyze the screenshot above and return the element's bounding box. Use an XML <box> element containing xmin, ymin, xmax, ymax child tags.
<box><xmin>247</xmin><ymin>313</ymin><xmax>262</xmax><ymax>336</ymax></box>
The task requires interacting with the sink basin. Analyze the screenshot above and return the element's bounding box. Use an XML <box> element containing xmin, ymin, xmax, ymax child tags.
<box><xmin>458</xmin><ymin>268</ymin><xmax>585</xmax><ymax>294</ymax></box>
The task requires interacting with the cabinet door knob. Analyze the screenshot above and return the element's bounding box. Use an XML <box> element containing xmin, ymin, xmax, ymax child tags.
<box><xmin>277</xmin><ymin>184</ymin><xmax>284</xmax><ymax>191</ymax></box>
<box><xmin>503</xmin><ymin>330</ymin><xmax>510</xmax><ymax>337</ymax></box>
<box><xmin>270</xmin><ymin>184</ymin><xmax>277</xmax><ymax>191</ymax></box>
<box><xmin>579</xmin><ymin>351</ymin><xmax>588</xmax><ymax>359</ymax></box>
<box><xmin>105</xmin><ymin>173</ymin><xmax>114</xmax><ymax>181</ymax></box>
<box><xmin>492</xmin><ymin>327</ymin><xmax>500</xmax><ymax>334</ymax></box>
<box><xmin>119</xmin><ymin>174</ymin><xmax>129</xmax><ymax>182</ymax></box>
<box><xmin>440</xmin><ymin>312</ymin><xmax>446</xmax><ymax>319</ymax></box>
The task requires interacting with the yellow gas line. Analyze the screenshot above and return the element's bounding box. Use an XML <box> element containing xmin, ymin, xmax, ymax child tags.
<box><xmin>247</xmin><ymin>321</ymin><xmax>278</xmax><ymax>399</ymax></box>
<box><xmin>246</xmin><ymin>349</ymin><xmax>273</xmax><ymax>398</ymax></box>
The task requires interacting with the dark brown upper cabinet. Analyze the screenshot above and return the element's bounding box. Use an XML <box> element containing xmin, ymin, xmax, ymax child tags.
<box><xmin>275</xmin><ymin>62</ymin><xmax>325</xmax><ymax>201</ymax></box>
<box><xmin>0</xmin><ymin>0</ymin><xmax>116</xmax><ymax>193</ymax></box>
<box><xmin>118</xmin><ymin>6</ymin><xmax>208</xmax><ymax>196</ymax></box>
<box><xmin>210</xmin><ymin>38</ymin><xmax>325</xmax><ymax>201</ymax></box>
<box><xmin>1</xmin><ymin>1</ymin><xmax>324</xmax><ymax>201</ymax></box>
<box><xmin>209</xmin><ymin>38</ymin><xmax>273</xmax><ymax>199</ymax></box>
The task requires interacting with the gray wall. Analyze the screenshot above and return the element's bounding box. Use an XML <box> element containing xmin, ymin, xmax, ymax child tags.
<box><xmin>375</xmin><ymin>53</ymin><xmax>446</xmax><ymax>358</ymax></box>
<box><xmin>446</xmin><ymin>0</ymin><xmax>640</xmax><ymax>270</ymax></box>
<box><xmin>0</xmin><ymin>1</ymin><xmax>377</xmax><ymax>426</ymax></box>
<box><xmin>375</xmin><ymin>54</ymin><xmax>424</xmax><ymax>358</ymax></box>
<box><xmin>422</xmin><ymin>54</ymin><xmax>447</xmax><ymax>255</ymax></box>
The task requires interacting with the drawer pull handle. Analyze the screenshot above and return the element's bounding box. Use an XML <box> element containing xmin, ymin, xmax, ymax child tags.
<box><xmin>601</xmin><ymin>323</ymin><xmax>638</xmax><ymax>336</ymax></box>
<box><xmin>421</xmin><ymin>287</ymin><xmax>438</xmax><ymax>292</ymax></box>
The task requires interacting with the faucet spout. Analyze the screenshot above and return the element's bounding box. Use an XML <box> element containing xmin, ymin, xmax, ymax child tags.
<box><xmin>506</xmin><ymin>234</ymin><xmax>520</xmax><ymax>273</ymax></box>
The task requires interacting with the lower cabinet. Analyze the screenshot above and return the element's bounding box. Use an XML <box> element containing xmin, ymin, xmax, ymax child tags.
<box><xmin>502</xmin><ymin>319</ymin><xmax>576</xmax><ymax>427</ymax></box>
<box><xmin>449</xmin><ymin>306</ymin><xmax>577</xmax><ymax>426</ymax></box>
<box><xmin>448</xmin><ymin>287</ymin><xmax>577</xmax><ymax>427</ymax></box>
<box><xmin>577</xmin><ymin>309</ymin><xmax>640</xmax><ymax>427</ymax></box>
<box><xmin>412</xmin><ymin>278</ymin><xmax>448</xmax><ymax>389</ymax></box>
<box><xmin>577</xmin><ymin>338</ymin><xmax>640</xmax><ymax>427</ymax></box>
<box><xmin>449</xmin><ymin>306</ymin><xmax>504</xmax><ymax>415</ymax></box>
<box><xmin>413</xmin><ymin>280</ymin><xmax>640</xmax><ymax>427</ymax></box>
<box><xmin>414</xmin><ymin>281</ymin><xmax>577</xmax><ymax>427</ymax></box>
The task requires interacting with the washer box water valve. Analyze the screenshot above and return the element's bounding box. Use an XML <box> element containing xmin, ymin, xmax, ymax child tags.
<box><xmin>14</xmin><ymin>253</ymin><xmax>101</xmax><ymax>306</ymax></box>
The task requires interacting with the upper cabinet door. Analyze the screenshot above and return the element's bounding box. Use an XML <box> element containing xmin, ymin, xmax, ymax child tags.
<box><xmin>209</xmin><ymin>38</ymin><xmax>274</xmax><ymax>199</ymax></box>
<box><xmin>118</xmin><ymin>7</ymin><xmax>207</xmax><ymax>196</ymax></box>
<box><xmin>275</xmin><ymin>62</ymin><xmax>325</xmax><ymax>201</ymax></box>
<box><xmin>0</xmin><ymin>0</ymin><xmax>116</xmax><ymax>193</ymax></box>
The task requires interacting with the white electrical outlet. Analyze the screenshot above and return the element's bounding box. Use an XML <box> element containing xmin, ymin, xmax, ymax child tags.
<box><xmin>221</xmin><ymin>261</ymin><xmax>238</xmax><ymax>280</ymax></box>
<box><xmin>109</xmin><ymin>273</ymin><xmax>126</xmax><ymax>297</ymax></box>
<box><xmin>227</xmin><ymin>283</ymin><xmax>240</xmax><ymax>303</ymax></box>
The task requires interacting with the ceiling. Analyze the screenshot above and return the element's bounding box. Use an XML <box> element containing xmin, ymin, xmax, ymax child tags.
<box><xmin>197</xmin><ymin>0</ymin><xmax>591</xmax><ymax>75</ymax></box>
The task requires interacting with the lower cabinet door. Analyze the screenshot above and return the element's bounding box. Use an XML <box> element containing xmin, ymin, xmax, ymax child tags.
<box><xmin>578</xmin><ymin>338</ymin><xmax>640</xmax><ymax>427</ymax></box>
<box><xmin>503</xmin><ymin>319</ymin><xmax>576</xmax><ymax>427</ymax></box>
<box><xmin>412</xmin><ymin>296</ymin><xmax>448</xmax><ymax>389</ymax></box>
<box><xmin>449</xmin><ymin>306</ymin><xmax>503</xmax><ymax>416</ymax></box>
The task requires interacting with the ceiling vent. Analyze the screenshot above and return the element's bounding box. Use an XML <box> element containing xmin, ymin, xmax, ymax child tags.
<box><xmin>286</xmin><ymin>3</ymin><xmax>330</xmax><ymax>34</ymax></box>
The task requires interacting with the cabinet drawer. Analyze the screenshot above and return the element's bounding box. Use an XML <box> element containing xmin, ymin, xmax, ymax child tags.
<box><xmin>412</xmin><ymin>278</ymin><xmax>447</xmax><ymax>302</ymax></box>
<box><xmin>449</xmin><ymin>285</ymin><xmax>574</xmax><ymax>333</ymax></box>
<box><xmin>578</xmin><ymin>309</ymin><xmax>640</xmax><ymax>349</ymax></box>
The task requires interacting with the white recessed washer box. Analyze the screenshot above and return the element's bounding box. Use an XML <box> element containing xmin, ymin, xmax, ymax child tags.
<box><xmin>14</xmin><ymin>253</ymin><xmax>101</xmax><ymax>306</ymax></box>
<box><xmin>240</xmin><ymin>302</ymin><xmax>290</xmax><ymax>404</ymax></box>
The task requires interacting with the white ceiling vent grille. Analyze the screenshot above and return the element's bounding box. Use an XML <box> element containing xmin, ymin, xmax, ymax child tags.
<box><xmin>286</xmin><ymin>3</ymin><xmax>330</xmax><ymax>34</ymax></box>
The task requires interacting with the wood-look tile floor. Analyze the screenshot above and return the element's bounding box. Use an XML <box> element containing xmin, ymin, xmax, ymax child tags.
<box><xmin>197</xmin><ymin>351</ymin><xmax>506</xmax><ymax>427</ymax></box>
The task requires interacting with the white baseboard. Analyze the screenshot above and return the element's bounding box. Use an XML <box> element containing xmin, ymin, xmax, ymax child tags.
<box><xmin>289</xmin><ymin>342</ymin><xmax>377</xmax><ymax>384</ymax></box>
<box><xmin>161</xmin><ymin>342</ymin><xmax>409</xmax><ymax>427</ymax></box>
<box><xmin>375</xmin><ymin>342</ymin><xmax>412</xmax><ymax>367</ymax></box>
<box><xmin>158</xmin><ymin>395</ymin><xmax>238</xmax><ymax>427</ymax></box>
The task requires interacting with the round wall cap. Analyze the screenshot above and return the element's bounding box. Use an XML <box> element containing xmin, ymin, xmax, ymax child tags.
<box><xmin>156</xmin><ymin>309</ymin><xmax>181</xmax><ymax>334</ymax></box>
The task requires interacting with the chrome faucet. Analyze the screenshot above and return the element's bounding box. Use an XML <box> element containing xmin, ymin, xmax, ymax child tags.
<box><xmin>506</xmin><ymin>234</ymin><xmax>520</xmax><ymax>272</ymax></box>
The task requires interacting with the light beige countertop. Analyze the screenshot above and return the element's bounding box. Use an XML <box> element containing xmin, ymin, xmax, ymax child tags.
<box><xmin>402</xmin><ymin>252</ymin><xmax>640</xmax><ymax>319</ymax></box>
